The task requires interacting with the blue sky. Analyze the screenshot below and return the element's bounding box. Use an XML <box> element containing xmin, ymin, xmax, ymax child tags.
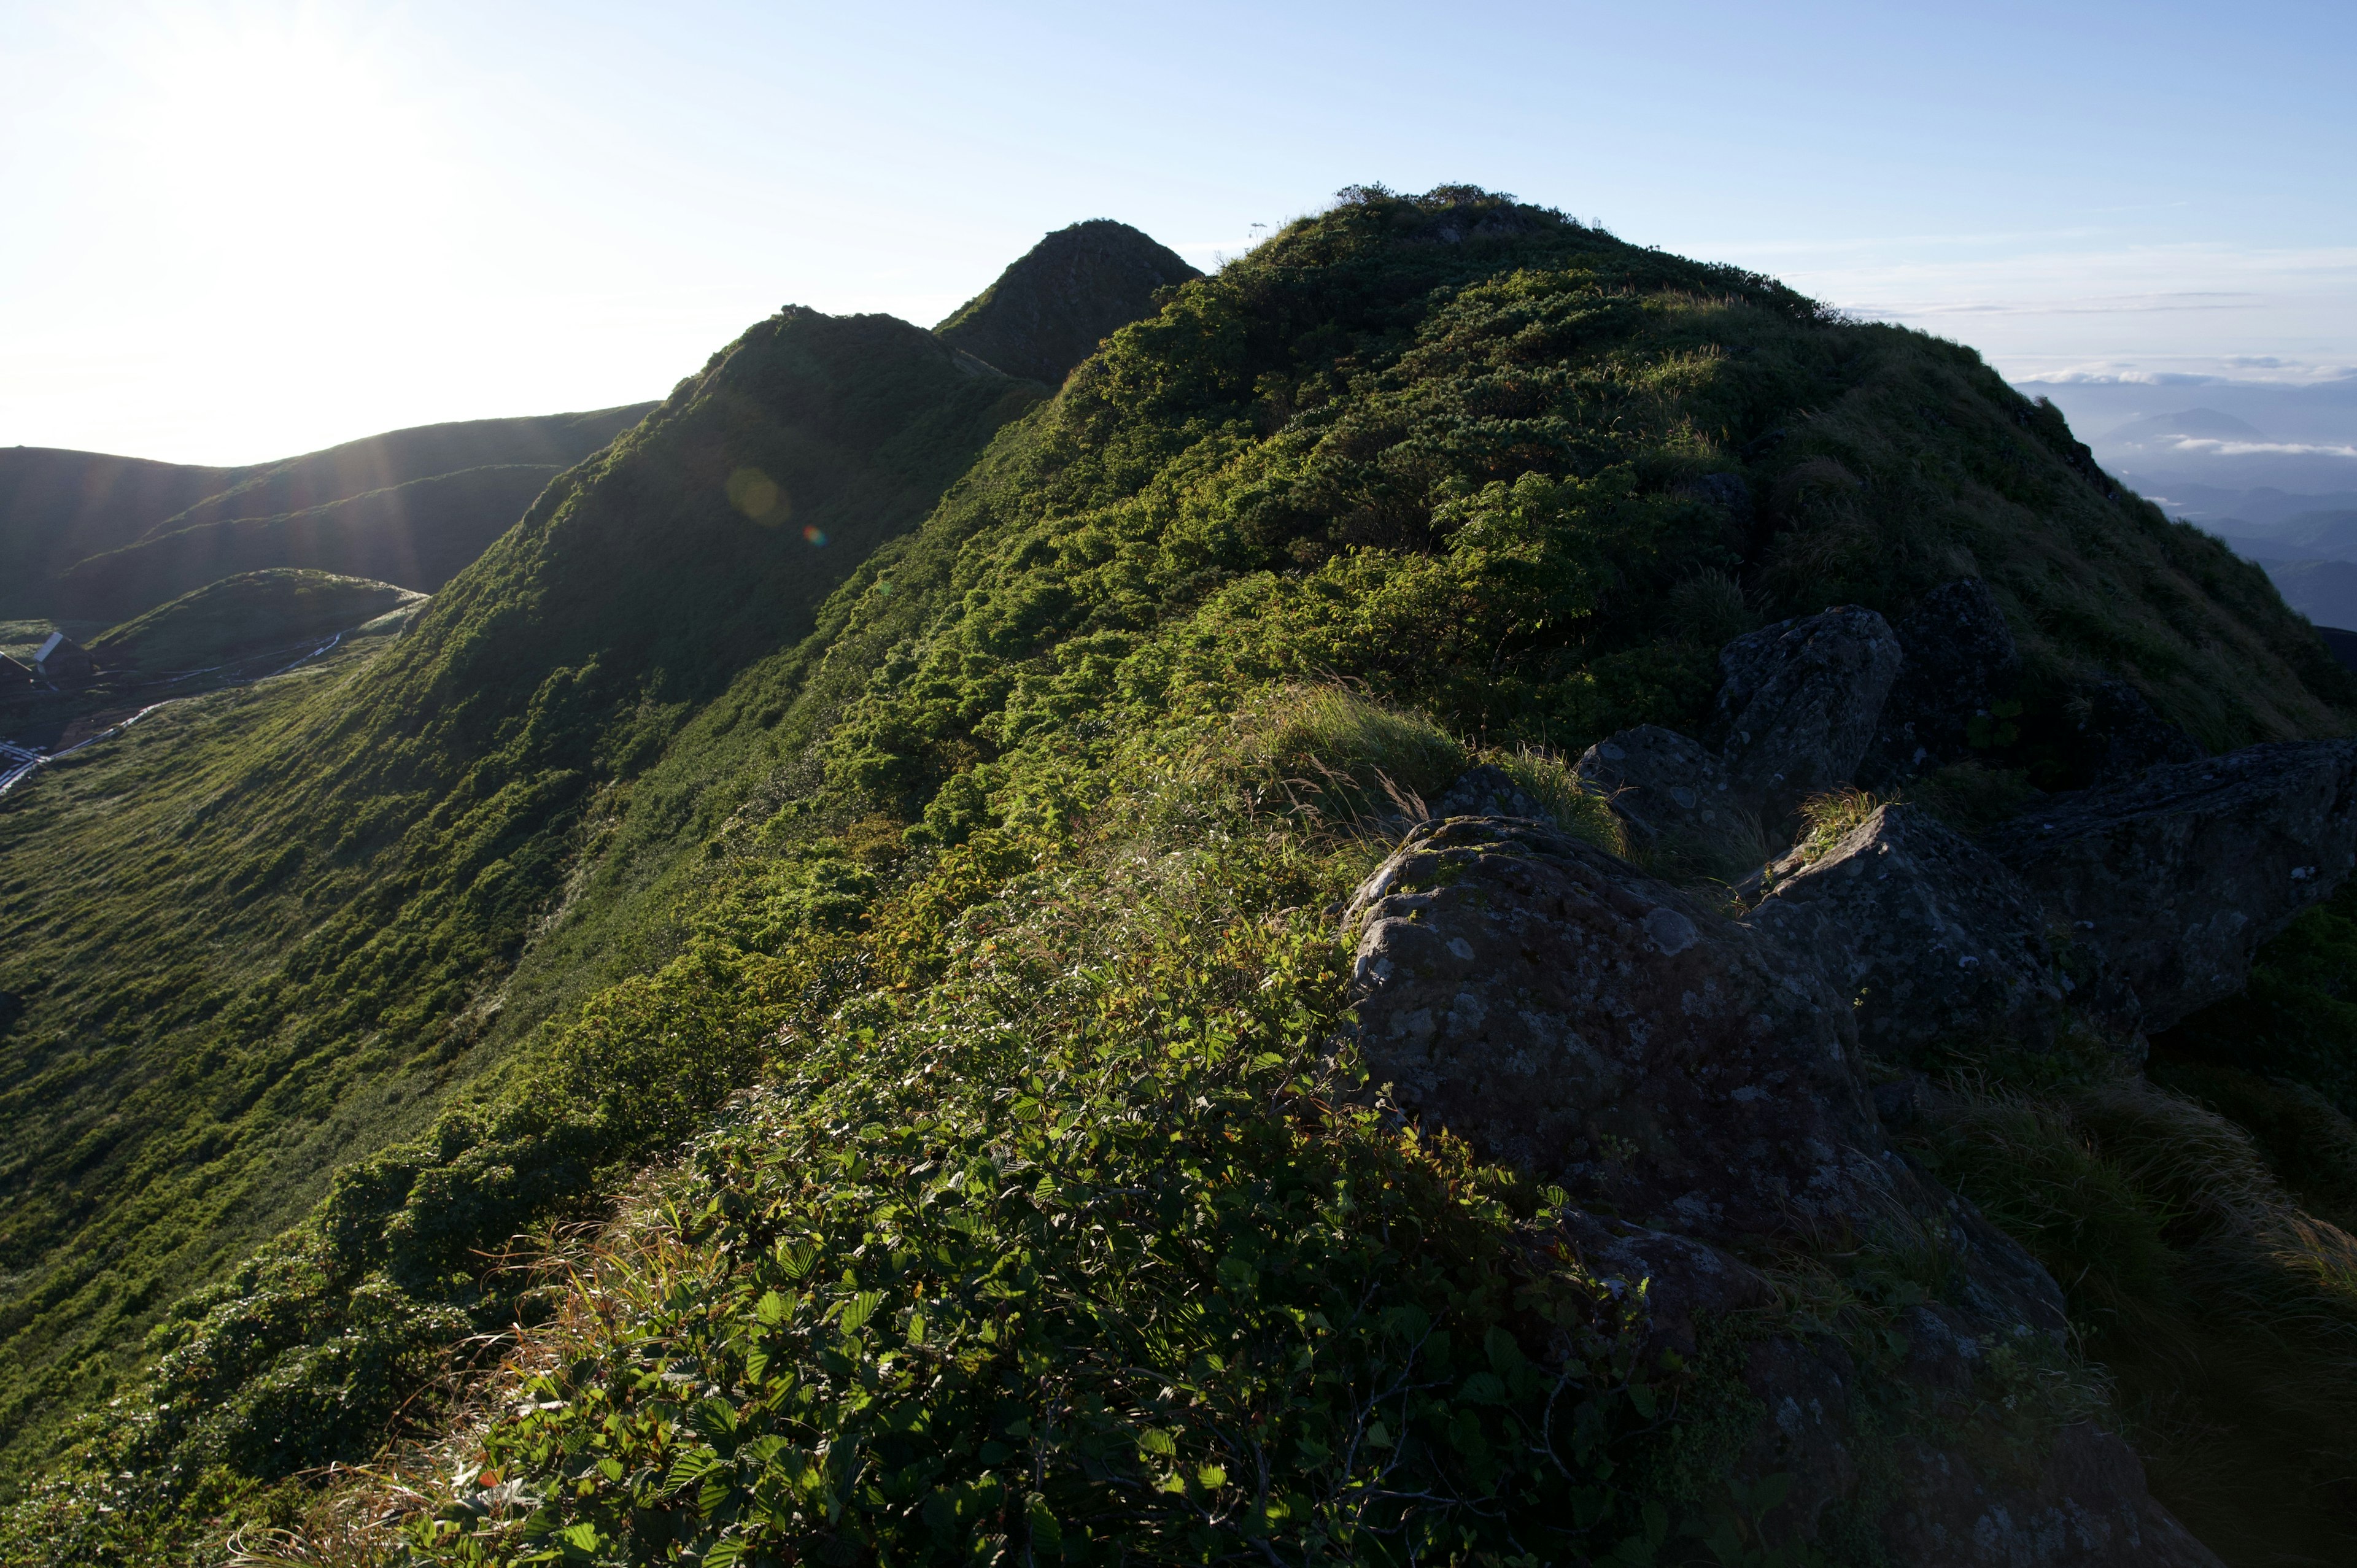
<box><xmin>5</xmin><ymin>0</ymin><xmax>2355</xmax><ymax>464</ymax></box>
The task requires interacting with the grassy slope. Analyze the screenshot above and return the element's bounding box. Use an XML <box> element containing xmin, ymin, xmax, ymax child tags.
<box><xmin>0</xmin><ymin>311</ymin><xmax>1038</xmax><ymax>1483</ymax></box>
<box><xmin>87</xmin><ymin>570</ymin><xmax>423</xmax><ymax>671</ymax></box>
<box><xmin>6</xmin><ymin>190</ymin><xmax>2356</xmax><ymax>1563</ymax></box>
<box><xmin>935</xmin><ymin>218</ymin><xmax>1202</xmax><ymax>385</ymax></box>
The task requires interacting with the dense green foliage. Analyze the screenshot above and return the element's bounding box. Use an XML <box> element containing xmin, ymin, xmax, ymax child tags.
<box><xmin>6</xmin><ymin>188</ymin><xmax>2356</xmax><ymax>1564</ymax></box>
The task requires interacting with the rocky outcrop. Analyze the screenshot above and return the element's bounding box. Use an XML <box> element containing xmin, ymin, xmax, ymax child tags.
<box><xmin>1744</xmin><ymin>803</ymin><xmax>2091</xmax><ymax>1057</ymax></box>
<box><xmin>1995</xmin><ymin>740</ymin><xmax>2357</xmax><ymax>1033</ymax></box>
<box><xmin>1344</xmin><ymin>816</ymin><xmax>1879</xmax><ymax>1237</ymax></box>
<box><xmin>1571</xmin><ymin>724</ymin><xmax>1762</xmax><ymax>875</ymax></box>
<box><xmin>1858</xmin><ymin>577</ymin><xmax>2023</xmax><ymax>789</ymax></box>
<box><xmin>1710</xmin><ymin>606</ymin><xmax>1903</xmax><ymax>825</ymax></box>
<box><xmin>1342</xmin><ymin>816</ymin><xmax>2220</xmax><ymax>1564</ymax></box>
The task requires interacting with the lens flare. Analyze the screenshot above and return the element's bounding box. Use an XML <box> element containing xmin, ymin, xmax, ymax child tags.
<box><xmin>803</xmin><ymin>526</ymin><xmax>829</xmax><ymax>547</ymax></box>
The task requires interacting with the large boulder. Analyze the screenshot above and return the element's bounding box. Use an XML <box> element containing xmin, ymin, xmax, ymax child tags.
<box><xmin>1572</xmin><ymin>724</ymin><xmax>1763</xmax><ymax>876</ymax></box>
<box><xmin>1343</xmin><ymin>816</ymin><xmax>1881</xmax><ymax>1237</ymax></box>
<box><xmin>1857</xmin><ymin>578</ymin><xmax>2023</xmax><ymax>789</ymax></box>
<box><xmin>1995</xmin><ymin>740</ymin><xmax>2357</xmax><ymax>1033</ymax></box>
<box><xmin>1710</xmin><ymin>606</ymin><xmax>1903</xmax><ymax>826</ymax></box>
<box><xmin>1743</xmin><ymin>803</ymin><xmax>2132</xmax><ymax>1058</ymax></box>
<box><xmin>1344</xmin><ymin>817</ymin><xmax>2219</xmax><ymax>1564</ymax></box>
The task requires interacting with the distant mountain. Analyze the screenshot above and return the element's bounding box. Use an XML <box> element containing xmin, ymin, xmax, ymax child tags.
<box><xmin>2129</xmin><ymin>481</ymin><xmax>2357</xmax><ymax>527</ymax></box>
<box><xmin>2101</xmin><ymin>407</ymin><xmax>2267</xmax><ymax>445</ymax></box>
<box><xmin>0</xmin><ymin>404</ymin><xmax>655</xmax><ymax>619</ymax></box>
<box><xmin>935</xmin><ymin>218</ymin><xmax>1200</xmax><ymax>384</ymax></box>
<box><xmin>2268</xmin><ymin>558</ymin><xmax>2357</xmax><ymax>630</ymax></box>
<box><xmin>52</xmin><ymin>463</ymin><xmax>565</xmax><ymax>624</ymax></box>
<box><xmin>2203</xmin><ymin>509</ymin><xmax>2357</xmax><ymax>565</ymax></box>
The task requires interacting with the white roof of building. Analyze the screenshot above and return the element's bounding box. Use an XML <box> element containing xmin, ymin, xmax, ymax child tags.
<box><xmin>34</xmin><ymin>631</ymin><xmax>65</xmax><ymax>662</ymax></box>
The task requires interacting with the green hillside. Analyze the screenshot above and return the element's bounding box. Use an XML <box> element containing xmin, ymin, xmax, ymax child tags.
<box><xmin>0</xmin><ymin>308</ymin><xmax>1039</xmax><ymax>1496</ymax></box>
<box><xmin>936</xmin><ymin>217</ymin><xmax>1201</xmax><ymax>384</ymax></box>
<box><xmin>87</xmin><ymin>570</ymin><xmax>424</xmax><ymax>672</ymax></box>
<box><xmin>4</xmin><ymin>193</ymin><xmax>2356</xmax><ymax>1564</ymax></box>
<box><xmin>0</xmin><ymin>404</ymin><xmax>652</xmax><ymax>620</ymax></box>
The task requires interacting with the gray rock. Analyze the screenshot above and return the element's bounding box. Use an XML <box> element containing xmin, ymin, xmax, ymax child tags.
<box><xmin>1430</xmin><ymin>762</ymin><xmax>1550</xmax><ymax>822</ymax></box>
<box><xmin>1343</xmin><ymin>816</ymin><xmax>1882</xmax><ymax>1237</ymax></box>
<box><xmin>1995</xmin><ymin>740</ymin><xmax>2357</xmax><ymax>1033</ymax></box>
<box><xmin>1859</xmin><ymin>578</ymin><xmax>2024</xmax><ymax>789</ymax></box>
<box><xmin>2070</xmin><ymin>678</ymin><xmax>2206</xmax><ymax>784</ymax></box>
<box><xmin>1711</xmin><ymin>606</ymin><xmax>1903</xmax><ymax>825</ymax></box>
<box><xmin>1744</xmin><ymin>803</ymin><xmax>2114</xmax><ymax>1059</ymax></box>
<box><xmin>1342</xmin><ymin>817</ymin><xmax>2214</xmax><ymax>1564</ymax></box>
<box><xmin>1573</xmin><ymin>724</ymin><xmax>1763</xmax><ymax>876</ymax></box>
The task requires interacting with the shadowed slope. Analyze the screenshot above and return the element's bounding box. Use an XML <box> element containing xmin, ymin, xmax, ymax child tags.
<box><xmin>52</xmin><ymin>466</ymin><xmax>561</xmax><ymax>622</ymax></box>
<box><xmin>0</xmin><ymin>406</ymin><xmax>652</xmax><ymax>619</ymax></box>
<box><xmin>935</xmin><ymin>218</ymin><xmax>1200</xmax><ymax>385</ymax></box>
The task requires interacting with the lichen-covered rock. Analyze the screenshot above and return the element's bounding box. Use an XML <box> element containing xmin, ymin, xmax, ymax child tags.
<box><xmin>1573</xmin><ymin>724</ymin><xmax>1763</xmax><ymax>875</ymax></box>
<box><xmin>1342</xmin><ymin>818</ymin><xmax>2215</xmax><ymax>1564</ymax></box>
<box><xmin>1711</xmin><ymin>606</ymin><xmax>1903</xmax><ymax>825</ymax></box>
<box><xmin>1344</xmin><ymin>816</ymin><xmax>1881</xmax><ymax>1237</ymax></box>
<box><xmin>1858</xmin><ymin>577</ymin><xmax>2024</xmax><ymax>789</ymax></box>
<box><xmin>1744</xmin><ymin>802</ymin><xmax>2099</xmax><ymax>1057</ymax></box>
<box><xmin>1995</xmin><ymin>740</ymin><xmax>2357</xmax><ymax>1033</ymax></box>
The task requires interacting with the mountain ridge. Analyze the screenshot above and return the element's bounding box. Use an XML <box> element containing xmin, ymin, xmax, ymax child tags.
<box><xmin>7</xmin><ymin>193</ymin><xmax>2357</xmax><ymax>1564</ymax></box>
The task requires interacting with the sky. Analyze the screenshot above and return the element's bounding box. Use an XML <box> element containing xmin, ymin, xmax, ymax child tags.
<box><xmin>4</xmin><ymin>0</ymin><xmax>2355</xmax><ymax>466</ymax></box>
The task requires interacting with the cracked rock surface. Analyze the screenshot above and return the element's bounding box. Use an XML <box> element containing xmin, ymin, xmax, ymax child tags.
<box><xmin>1343</xmin><ymin>814</ymin><xmax>2221</xmax><ymax>1564</ymax></box>
<box><xmin>1710</xmin><ymin>605</ymin><xmax>1903</xmax><ymax>827</ymax></box>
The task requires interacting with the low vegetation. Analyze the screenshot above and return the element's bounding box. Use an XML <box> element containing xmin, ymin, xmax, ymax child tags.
<box><xmin>5</xmin><ymin>187</ymin><xmax>2356</xmax><ymax>1564</ymax></box>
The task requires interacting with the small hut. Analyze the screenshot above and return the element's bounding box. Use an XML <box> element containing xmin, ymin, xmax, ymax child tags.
<box><xmin>33</xmin><ymin>632</ymin><xmax>95</xmax><ymax>684</ymax></box>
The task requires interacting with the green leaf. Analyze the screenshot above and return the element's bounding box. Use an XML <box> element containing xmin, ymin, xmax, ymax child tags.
<box><xmin>756</xmin><ymin>1289</ymin><xmax>790</xmax><ymax>1326</ymax></box>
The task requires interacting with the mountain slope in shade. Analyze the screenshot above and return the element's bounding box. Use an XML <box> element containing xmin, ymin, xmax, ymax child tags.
<box><xmin>0</xmin><ymin>404</ymin><xmax>654</xmax><ymax>619</ymax></box>
<box><xmin>52</xmin><ymin>464</ymin><xmax>564</xmax><ymax>622</ymax></box>
<box><xmin>935</xmin><ymin>218</ymin><xmax>1200</xmax><ymax>384</ymax></box>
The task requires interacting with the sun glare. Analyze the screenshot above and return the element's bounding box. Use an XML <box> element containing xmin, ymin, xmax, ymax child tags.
<box><xmin>125</xmin><ymin>11</ymin><xmax>447</xmax><ymax>242</ymax></box>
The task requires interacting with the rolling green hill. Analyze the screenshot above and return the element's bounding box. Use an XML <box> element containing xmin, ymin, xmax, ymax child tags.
<box><xmin>0</xmin><ymin>404</ymin><xmax>653</xmax><ymax>620</ymax></box>
<box><xmin>4</xmin><ymin>194</ymin><xmax>2355</xmax><ymax>1564</ymax></box>
<box><xmin>87</xmin><ymin>570</ymin><xmax>424</xmax><ymax>673</ymax></box>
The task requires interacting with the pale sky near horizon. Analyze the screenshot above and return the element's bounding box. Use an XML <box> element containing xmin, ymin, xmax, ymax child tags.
<box><xmin>4</xmin><ymin>0</ymin><xmax>2355</xmax><ymax>466</ymax></box>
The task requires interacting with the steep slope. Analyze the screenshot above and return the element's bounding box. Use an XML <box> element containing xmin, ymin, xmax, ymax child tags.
<box><xmin>0</xmin><ymin>311</ymin><xmax>1042</xmax><ymax>1488</ymax></box>
<box><xmin>51</xmin><ymin>465</ymin><xmax>561</xmax><ymax>622</ymax></box>
<box><xmin>0</xmin><ymin>404</ymin><xmax>652</xmax><ymax>618</ymax></box>
<box><xmin>7</xmin><ymin>190</ymin><xmax>2355</xmax><ymax>1563</ymax></box>
<box><xmin>935</xmin><ymin>218</ymin><xmax>1200</xmax><ymax>384</ymax></box>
